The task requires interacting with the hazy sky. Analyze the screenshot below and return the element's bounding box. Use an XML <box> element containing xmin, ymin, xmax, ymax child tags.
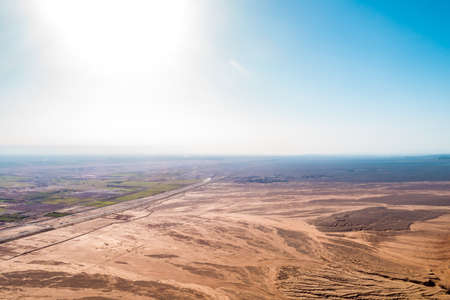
<box><xmin>1</xmin><ymin>0</ymin><xmax>450</xmax><ymax>155</ymax></box>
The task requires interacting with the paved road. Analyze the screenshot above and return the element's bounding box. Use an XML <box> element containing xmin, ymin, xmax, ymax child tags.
<box><xmin>0</xmin><ymin>178</ymin><xmax>211</xmax><ymax>244</ymax></box>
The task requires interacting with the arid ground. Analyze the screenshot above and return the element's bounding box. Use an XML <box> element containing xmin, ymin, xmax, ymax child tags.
<box><xmin>0</xmin><ymin>179</ymin><xmax>449</xmax><ymax>299</ymax></box>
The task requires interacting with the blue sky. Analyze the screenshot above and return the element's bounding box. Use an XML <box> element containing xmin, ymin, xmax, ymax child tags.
<box><xmin>0</xmin><ymin>0</ymin><xmax>449</xmax><ymax>155</ymax></box>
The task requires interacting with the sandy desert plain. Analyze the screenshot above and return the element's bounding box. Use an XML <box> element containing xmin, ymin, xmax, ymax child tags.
<box><xmin>0</xmin><ymin>156</ymin><xmax>449</xmax><ymax>299</ymax></box>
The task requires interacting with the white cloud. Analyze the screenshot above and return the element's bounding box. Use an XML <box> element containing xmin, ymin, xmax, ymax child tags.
<box><xmin>229</xmin><ymin>59</ymin><xmax>250</xmax><ymax>77</ymax></box>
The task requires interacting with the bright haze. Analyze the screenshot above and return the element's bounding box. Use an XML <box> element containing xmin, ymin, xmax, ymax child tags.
<box><xmin>1</xmin><ymin>0</ymin><xmax>450</xmax><ymax>155</ymax></box>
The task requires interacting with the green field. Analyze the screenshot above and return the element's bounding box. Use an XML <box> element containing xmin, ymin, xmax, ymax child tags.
<box><xmin>87</xmin><ymin>201</ymin><xmax>117</xmax><ymax>208</ymax></box>
<box><xmin>0</xmin><ymin>213</ymin><xmax>27</xmax><ymax>222</ymax></box>
<box><xmin>44</xmin><ymin>211</ymin><xmax>72</xmax><ymax>218</ymax></box>
<box><xmin>35</xmin><ymin>180</ymin><xmax>198</xmax><ymax>208</ymax></box>
<box><xmin>43</xmin><ymin>197</ymin><xmax>88</xmax><ymax>205</ymax></box>
<box><xmin>113</xmin><ymin>181</ymin><xmax>197</xmax><ymax>201</ymax></box>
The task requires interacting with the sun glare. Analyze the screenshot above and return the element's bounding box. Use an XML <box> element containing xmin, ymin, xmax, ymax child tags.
<box><xmin>29</xmin><ymin>0</ymin><xmax>194</xmax><ymax>73</ymax></box>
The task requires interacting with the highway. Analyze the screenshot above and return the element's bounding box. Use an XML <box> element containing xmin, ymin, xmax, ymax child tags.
<box><xmin>0</xmin><ymin>178</ymin><xmax>211</xmax><ymax>245</ymax></box>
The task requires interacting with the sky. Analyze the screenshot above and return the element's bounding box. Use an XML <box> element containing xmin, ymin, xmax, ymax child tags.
<box><xmin>0</xmin><ymin>0</ymin><xmax>449</xmax><ymax>155</ymax></box>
